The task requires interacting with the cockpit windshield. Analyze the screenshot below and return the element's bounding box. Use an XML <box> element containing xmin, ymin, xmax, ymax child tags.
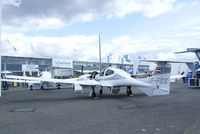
<box><xmin>99</xmin><ymin>69</ymin><xmax>114</xmax><ymax>76</ymax></box>
<box><xmin>105</xmin><ymin>69</ymin><xmax>114</xmax><ymax>76</ymax></box>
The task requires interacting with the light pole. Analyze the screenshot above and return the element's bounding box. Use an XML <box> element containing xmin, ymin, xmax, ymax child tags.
<box><xmin>99</xmin><ymin>33</ymin><xmax>102</xmax><ymax>73</ymax></box>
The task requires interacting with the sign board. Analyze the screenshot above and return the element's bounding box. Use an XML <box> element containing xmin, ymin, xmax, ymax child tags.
<box><xmin>22</xmin><ymin>64</ymin><xmax>39</xmax><ymax>71</ymax></box>
<box><xmin>54</xmin><ymin>69</ymin><xmax>73</xmax><ymax>77</ymax></box>
<box><xmin>52</xmin><ymin>58</ymin><xmax>73</xmax><ymax>68</ymax></box>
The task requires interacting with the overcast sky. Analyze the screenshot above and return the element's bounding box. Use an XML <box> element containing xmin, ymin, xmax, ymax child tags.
<box><xmin>1</xmin><ymin>0</ymin><xmax>200</xmax><ymax>63</ymax></box>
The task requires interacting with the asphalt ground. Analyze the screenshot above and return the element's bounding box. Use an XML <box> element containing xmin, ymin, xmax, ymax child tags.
<box><xmin>0</xmin><ymin>81</ymin><xmax>200</xmax><ymax>134</ymax></box>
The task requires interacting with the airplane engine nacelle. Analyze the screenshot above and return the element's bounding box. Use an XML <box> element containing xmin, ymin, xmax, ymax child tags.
<box><xmin>111</xmin><ymin>87</ymin><xmax>120</xmax><ymax>94</ymax></box>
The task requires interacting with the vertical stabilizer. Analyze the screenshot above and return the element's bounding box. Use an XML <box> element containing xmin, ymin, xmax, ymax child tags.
<box><xmin>140</xmin><ymin>60</ymin><xmax>172</xmax><ymax>96</ymax></box>
<box><xmin>149</xmin><ymin>62</ymin><xmax>171</xmax><ymax>96</ymax></box>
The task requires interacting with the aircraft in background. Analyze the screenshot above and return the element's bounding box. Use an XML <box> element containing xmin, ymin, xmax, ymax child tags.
<box><xmin>1</xmin><ymin>60</ymin><xmax>186</xmax><ymax>98</ymax></box>
<box><xmin>175</xmin><ymin>48</ymin><xmax>200</xmax><ymax>72</ymax></box>
<box><xmin>175</xmin><ymin>48</ymin><xmax>200</xmax><ymax>74</ymax></box>
<box><xmin>175</xmin><ymin>48</ymin><xmax>200</xmax><ymax>86</ymax></box>
<box><xmin>175</xmin><ymin>48</ymin><xmax>200</xmax><ymax>61</ymax></box>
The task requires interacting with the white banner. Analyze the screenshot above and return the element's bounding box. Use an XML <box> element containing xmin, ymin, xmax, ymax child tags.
<box><xmin>52</xmin><ymin>58</ymin><xmax>73</xmax><ymax>68</ymax></box>
<box><xmin>22</xmin><ymin>64</ymin><xmax>38</xmax><ymax>71</ymax></box>
<box><xmin>54</xmin><ymin>69</ymin><xmax>73</xmax><ymax>77</ymax></box>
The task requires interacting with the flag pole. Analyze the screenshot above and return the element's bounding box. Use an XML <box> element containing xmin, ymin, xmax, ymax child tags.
<box><xmin>0</xmin><ymin>0</ymin><xmax>2</xmax><ymax>97</ymax></box>
<box><xmin>99</xmin><ymin>33</ymin><xmax>102</xmax><ymax>73</ymax></box>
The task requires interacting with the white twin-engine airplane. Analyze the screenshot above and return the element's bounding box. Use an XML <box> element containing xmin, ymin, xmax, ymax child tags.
<box><xmin>1</xmin><ymin>60</ymin><xmax>181</xmax><ymax>98</ymax></box>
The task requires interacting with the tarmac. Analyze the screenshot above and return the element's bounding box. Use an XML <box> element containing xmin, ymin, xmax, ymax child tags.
<box><xmin>0</xmin><ymin>81</ymin><xmax>200</xmax><ymax>134</ymax></box>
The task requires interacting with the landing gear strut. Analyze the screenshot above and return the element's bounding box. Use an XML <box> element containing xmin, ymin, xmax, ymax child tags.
<box><xmin>126</xmin><ymin>86</ymin><xmax>133</xmax><ymax>96</ymax></box>
<box><xmin>89</xmin><ymin>86</ymin><xmax>97</xmax><ymax>98</ymax></box>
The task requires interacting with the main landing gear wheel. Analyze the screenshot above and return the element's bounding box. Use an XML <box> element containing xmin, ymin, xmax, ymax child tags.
<box><xmin>92</xmin><ymin>92</ymin><xmax>96</xmax><ymax>98</ymax></box>
<box><xmin>57</xmin><ymin>84</ymin><xmax>61</xmax><ymax>89</ymax></box>
<box><xmin>40</xmin><ymin>85</ymin><xmax>44</xmax><ymax>90</ymax></box>
<box><xmin>89</xmin><ymin>86</ymin><xmax>97</xmax><ymax>98</ymax></box>
<box><xmin>30</xmin><ymin>85</ymin><xmax>33</xmax><ymax>90</ymax></box>
<box><xmin>99</xmin><ymin>87</ymin><xmax>103</xmax><ymax>95</ymax></box>
<box><xmin>126</xmin><ymin>86</ymin><xmax>133</xmax><ymax>96</ymax></box>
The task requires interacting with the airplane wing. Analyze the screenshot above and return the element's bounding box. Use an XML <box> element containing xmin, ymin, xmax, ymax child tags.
<box><xmin>4</xmin><ymin>75</ymin><xmax>101</xmax><ymax>86</ymax></box>
<box><xmin>1</xmin><ymin>78</ymin><xmax>40</xmax><ymax>84</ymax></box>
<box><xmin>175</xmin><ymin>48</ymin><xmax>200</xmax><ymax>54</ymax></box>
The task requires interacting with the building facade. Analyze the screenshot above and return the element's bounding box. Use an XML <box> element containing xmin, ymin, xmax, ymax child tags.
<box><xmin>1</xmin><ymin>56</ymin><xmax>134</xmax><ymax>77</ymax></box>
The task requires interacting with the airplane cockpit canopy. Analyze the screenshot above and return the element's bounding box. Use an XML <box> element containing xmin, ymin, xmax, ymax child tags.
<box><xmin>105</xmin><ymin>69</ymin><xmax>114</xmax><ymax>76</ymax></box>
<box><xmin>99</xmin><ymin>68</ymin><xmax>115</xmax><ymax>76</ymax></box>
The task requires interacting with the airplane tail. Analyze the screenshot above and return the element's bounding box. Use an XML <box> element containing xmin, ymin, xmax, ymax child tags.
<box><xmin>149</xmin><ymin>62</ymin><xmax>171</xmax><ymax>96</ymax></box>
<box><xmin>138</xmin><ymin>60</ymin><xmax>172</xmax><ymax>96</ymax></box>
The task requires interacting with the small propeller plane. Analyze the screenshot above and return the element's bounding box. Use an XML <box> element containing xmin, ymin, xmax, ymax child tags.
<box><xmin>1</xmin><ymin>59</ymin><xmax>186</xmax><ymax>98</ymax></box>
